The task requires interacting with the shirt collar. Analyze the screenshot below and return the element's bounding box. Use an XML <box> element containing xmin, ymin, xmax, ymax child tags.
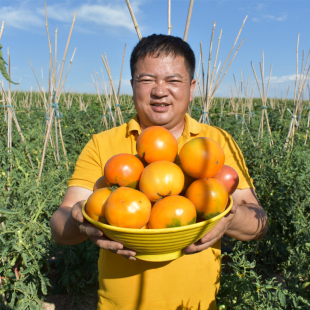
<box><xmin>182</xmin><ymin>113</ymin><xmax>202</xmax><ymax>139</ymax></box>
<box><xmin>127</xmin><ymin>114</ymin><xmax>142</xmax><ymax>135</ymax></box>
<box><xmin>127</xmin><ymin>113</ymin><xmax>202</xmax><ymax>137</ymax></box>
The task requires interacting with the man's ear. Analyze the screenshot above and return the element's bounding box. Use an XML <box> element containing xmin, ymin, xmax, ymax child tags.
<box><xmin>190</xmin><ymin>79</ymin><xmax>196</xmax><ymax>102</ymax></box>
<box><xmin>130</xmin><ymin>79</ymin><xmax>134</xmax><ymax>101</ymax></box>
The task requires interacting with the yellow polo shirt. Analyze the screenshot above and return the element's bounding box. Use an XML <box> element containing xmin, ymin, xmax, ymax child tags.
<box><xmin>67</xmin><ymin>113</ymin><xmax>254</xmax><ymax>310</ymax></box>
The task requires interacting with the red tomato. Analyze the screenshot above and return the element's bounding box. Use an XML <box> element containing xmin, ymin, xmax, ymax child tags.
<box><xmin>214</xmin><ymin>165</ymin><xmax>239</xmax><ymax>195</ymax></box>
<box><xmin>186</xmin><ymin>178</ymin><xmax>228</xmax><ymax>220</ymax></box>
<box><xmin>148</xmin><ymin>195</ymin><xmax>196</xmax><ymax>229</ymax></box>
<box><xmin>85</xmin><ymin>187</ymin><xmax>112</xmax><ymax>222</ymax></box>
<box><xmin>105</xmin><ymin>187</ymin><xmax>151</xmax><ymax>229</ymax></box>
<box><xmin>104</xmin><ymin>153</ymin><xmax>144</xmax><ymax>189</ymax></box>
<box><xmin>179</xmin><ymin>137</ymin><xmax>225</xmax><ymax>179</ymax></box>
<box><xmin>136</xmin><ymin>126</ymin><xmax>178</xmax><ymax>163</ymax></box>
<box><xmin>139</xmin><ymin>161</ymin><xmax>185</xmax><ymax>202</ymax></box>
<box><xmin>93</xmin><ymin>176</ymin><xmax>109</xmax><ymax>191</ymax></box>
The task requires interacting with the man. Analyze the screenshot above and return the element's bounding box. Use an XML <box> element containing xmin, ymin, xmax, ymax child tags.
<box><xmin>50</xmin><ymin>34</ymin><xmax>268</xmax><ymax>310</ymax></box>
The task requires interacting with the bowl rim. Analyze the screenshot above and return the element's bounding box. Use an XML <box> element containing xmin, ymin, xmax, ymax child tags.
<box><xmin>82</xmin><ymin>195</ymin><xmax>233</xmax><ymax>234</ymax></box>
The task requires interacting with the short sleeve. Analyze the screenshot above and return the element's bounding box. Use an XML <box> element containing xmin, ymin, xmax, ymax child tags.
<box><xmin>67</xmin><ymin>136</ymin><xmax>103</xmax><ymax>191</ymax></box>
<box><xmin>221</xmin><ymin>131</ymin><xmax>254</xmax><ymax>189</ymax></box>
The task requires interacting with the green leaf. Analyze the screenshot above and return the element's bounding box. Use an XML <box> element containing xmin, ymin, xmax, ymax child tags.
<box><xmin>278</xmin><ymin>291</ymin><xmax>286</xmax><ymax>307</ymax></box>
<box><xmin>0</xmin><ymin>208</ymin><xmax>20</xmax><ymax>214</ymax></box>
<box><xmin>0</xmin><ymin>216</ymin><xmax>7</xmax><ymax>224</ymax></box>
<box><xmin>20</xmin><ymin>265</ymin><xmax>35</xmax><ymax>275</ymax></box>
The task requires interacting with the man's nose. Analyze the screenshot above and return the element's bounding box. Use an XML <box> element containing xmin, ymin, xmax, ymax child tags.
<box><xmin>151</xmin><ymin>83</ymin><xmax>169</xmax><ymax>98</ymax></box>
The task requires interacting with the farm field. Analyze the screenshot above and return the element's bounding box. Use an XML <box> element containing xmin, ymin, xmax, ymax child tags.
<box><xmin>0</xmin><ymin>92</ymin><xmax>310</xmax><ymax>309</ymax></box>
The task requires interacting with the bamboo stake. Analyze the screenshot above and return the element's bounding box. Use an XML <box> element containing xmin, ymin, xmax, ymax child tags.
<box><xmin>54</xmin><ymin>28</ymin><xmax>58</xmax><ymax>90</ymax></box>
<box><xmin>209</xmin><ymin>29</ymin><xmax>222</xmax><ymax>94</ymax></box>
<box><xmin>283</xmin><ymin>37</ymin><xmax>310</xmax><ymax>151</ymax></box>
<box><xmin>100</xmin><ymin>68</ymin><xmax>115</xmax><ymax>124</ymax></box>
<box><xmin>28</xmin><ymin>59</ymin><xmax>47</xmax><ymax>107</ymax></box>
<box><xmin>58</xmin><ymin>120</ymin><xmax>68</xmax><ymax>170</ymax></box>
<box><xmin>0</xmin><ymin>21</ymin><xmax>4</xmax><ymax>41</ymax></box>
<box><xmin>168</xmin><ymin>0</ymin><xmax>172</xmax><ymax>35</ymax></box>
<box><xmin>125</xmin><ymin>0</ymin><xmax>142</xmax><ymax>40</ymax></box>
<box><xmin>200</xmin><ymin>43</ymin><xmax>205</xmax><ymax>97</ymax></box>
<box><xmin>183</xmin><ymin>0</ymin><xmax>195</xmax><ymax>42</ymax></box>
<box><xmin>59</xmin><ymin>48</ymin><xmax>76</xmax><ymax>95</ymax></box>
<box><xmin>117</xmin><ymin>44</ymin><xmax>126</xmax><ymax>101</ymax></box>
<box><xmin>56</xmin><ymin>12</ymin><xmax>77</xmax><ymax>97</ymax></box>
<box><xmin>38</xmin><ymin>9</ymin><xmax>77</xmax><ymax>182</ymax></box>
<box><xmin>212</xmin><ymin>16</ymin><xmax>247</xmax><ymax>95</ymax></box>
<box><xmin>45</xmin><ymin>2</ymin><xmax>54</xmax><ymax>90</ymax></box>
<box><xmin>7</xmin><ymin>51</ymin><xmax>12</xmax><ymax>176</ymax></box>
<box><xmin>1</xmin><ymin>82</ymin><xmax>35</xmax><ymax>170</ymax></box>
<box><xmin>305</xmin><ymin>87</ymin><xmax>310</xmax><ymax>145</ymax></box>
<box><xmin>202</xmin><ymin>22</ymin><xmax>217</xmax><ymax>125</ymax></box>
<box><xmin>91</xmin><ymin>72</ymin><xmax>109</xmax><ymax>129</ymax></box>
<box><xmin>102</xmin><ymin>54</ymin><xmax>124</xmax><ymax>125</ymax></box>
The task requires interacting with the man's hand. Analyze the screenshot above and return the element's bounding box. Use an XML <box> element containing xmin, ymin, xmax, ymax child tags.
<box><xmin>71</xmin><ymin>201</ymin><xmax>137</xmax><ymax>260</ymax></box>
<box><xmin>182</xmin><ymin>188</ymin><xmax>268</xmax><ymax>255</ymax></box>
<box><xmin>50</xmin><ymin>187</ymin><xmax>137</xmax><ymax>260</ymax></box>
<box><xmin>183</xmin><ymin>203</ymin><xmax>237</xmax><ymax>254</ymax></box>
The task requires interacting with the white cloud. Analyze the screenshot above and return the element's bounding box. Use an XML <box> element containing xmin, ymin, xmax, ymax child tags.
<box><xmin>0</xmin><ymin>6</ymin><xmax>44</xmax><ymax>30</ymax></box>
<box><xmin>262</xmin><ymin>14</ymin><xmax>287</xmax><ymax>22</ymax></box>
<box><xmin>268</xmin><ymin>74</ymin><xmax>309</xmax><ymax>83</ymax></box>
<box><xmin>255</xmin><ymin>3</ymin><xmax>267</xmax><ymax>11</ymax></box>
<box><xmin>37</xmin><ymin>2</ymin><xmax>141</xmax><ymax>32</ymax></box>
<box><xmin>252</xmin><ymin>17</ymin><xmax>260</xmax><ymax>22</ymax></box>
<box><xmin>0</xmin><ymin>1</ymin><xmax>143</xmax><ymax>33</ymax></box>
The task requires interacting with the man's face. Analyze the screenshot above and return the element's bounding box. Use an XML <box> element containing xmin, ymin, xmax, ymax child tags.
<box><xmin>131</xmin><ymin>54</ymin><xmax>196</xmax><ymax>131</ymax></box>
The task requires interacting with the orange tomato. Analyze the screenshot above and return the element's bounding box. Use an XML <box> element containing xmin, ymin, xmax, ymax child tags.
<box><xmin>105</xmin><ymin>187</ymin><xmax>151</xmax><ymax>229</ymax></box>
<box><xmin>214</xmin><ymin>165</ymin><xmax>239</xmax><ymax>195</ymax></box>
<box><xmin>139</xmin><ymin>161</ymin><xmax>185</xmax><ymax>202</ymax></box>
<box><xmin>104</xmin><ymin>153</ymin><xmax>144</xmax><ymax>189</ymax></box>
<box><xmin>85</xmin><ymin>187</ymin><xmax>112</xmax><ymax>222</ymax></box>
<box><xmin>148</xmin><ymin>195</ymin><xmax>196</xmax><ymax>229</ymax></box>
<box><xmin>185</xmin><ymin>178</ymin><xmax>228</xmax><ymax>220</ymax></box>
<box><xmin>93</xmin><ymin>176</ymin><xmax>109</xmax><ymax>191</ymax></box>
<box><xmin>179</xmin><ymin>137</ymin><xmax>225</xmax><ymax>179</ymax></box>
<box><xmin>136</xmin><ymin>126</ymin><xmax>178</xmax><ymax>163</ymax></box>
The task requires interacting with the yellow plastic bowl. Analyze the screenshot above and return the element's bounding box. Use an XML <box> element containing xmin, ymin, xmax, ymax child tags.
<box><xmin>82</xmin><ymin>196</ymin><xmax>233</xmax><ymax>262</ymax></box>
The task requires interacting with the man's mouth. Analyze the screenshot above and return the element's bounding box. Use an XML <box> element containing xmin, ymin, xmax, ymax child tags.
<box><xmin>151</xmin><ymin>103</ymin><xmax>170</xmax><ymax>107</ymax></box>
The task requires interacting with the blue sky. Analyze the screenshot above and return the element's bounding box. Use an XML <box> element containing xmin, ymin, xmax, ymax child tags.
<box><xmin>0</xmin><ymin>0</ymin><xmax>309</xmax><ymax>99</ymax></box>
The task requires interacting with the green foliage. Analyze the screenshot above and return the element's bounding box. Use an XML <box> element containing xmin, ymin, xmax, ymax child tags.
<box><xmin>0</xmin><ymin>93</ymin><xmax>310</xmax><ymax>309</ymax></box>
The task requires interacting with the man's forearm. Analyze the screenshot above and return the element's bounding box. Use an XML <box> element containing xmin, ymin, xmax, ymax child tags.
<box><xmin>225</xmin><ymin>203</ymin><xmax>268</xmax><ymax>241</ymax></box>
<box><xmin>50</xmin><ymin>206</ymin><xmax>88</xmax><ymax>245</ymax></box>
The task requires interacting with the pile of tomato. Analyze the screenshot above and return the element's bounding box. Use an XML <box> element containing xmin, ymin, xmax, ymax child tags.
<box><xmin>85</xmin><ymin>126</ymin><xmax>239</xmax><ymax>229</ymax></box>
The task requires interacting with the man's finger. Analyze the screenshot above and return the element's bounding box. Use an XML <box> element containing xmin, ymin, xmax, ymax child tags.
<box><xmin>78</xmin><ymin>222</ymin><xmax>103</xmax><ymax>237</ymax></box>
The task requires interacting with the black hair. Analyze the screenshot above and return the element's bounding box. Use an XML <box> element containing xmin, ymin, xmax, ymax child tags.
<box><xmin>130</xmin><ymin>34</ymin><xmax>196</xmax><ymax>80</ymax></box>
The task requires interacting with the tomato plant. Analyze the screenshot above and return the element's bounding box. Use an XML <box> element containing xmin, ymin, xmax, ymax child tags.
<box><xmin>136</xmin><ymin>126</ymin><xmax>178</xmax><ymax>163</ymax></box>
<box><xmin>85</xmin><ymin>187</ymin><xmax>112</xmax><ymax>222</ymax></box>
<box><xmin>214</xmin><ymin>165</ymin><xmax>239</xmax><ymax>195</ymax></box>
<box><xmin>104</xmin><ymin>153</ymin><xmax>144</xmax><ymax>188</ymax></box>
<box><xmin>139</xmin><ymin>161</ymin><xmax>185</xmax><ymax>202</ymax></box>
<box><xmin>186</xmin><ymin>178</ymin><xmax>228</xmax><ymax>220</ymax></box>
<box><xmin>148</xmin><ymin>195</ymin><xmax>196</xmax><ymax>229</ymax></box>
<box><xmin>105</xmin><ymin>187</ymin><xmax>151</xmax><ymax>228</ymax></box>
<box><xmin>179</xmin><ymin>137</ymin><xmax>225</xmax><ymax>179</ymax></box>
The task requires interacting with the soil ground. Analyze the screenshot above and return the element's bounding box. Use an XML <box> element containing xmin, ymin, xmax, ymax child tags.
<box><xmin>41</xmin><ymin>295</ymin><xmax>98</xmax><ymax>310</ymax></box>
